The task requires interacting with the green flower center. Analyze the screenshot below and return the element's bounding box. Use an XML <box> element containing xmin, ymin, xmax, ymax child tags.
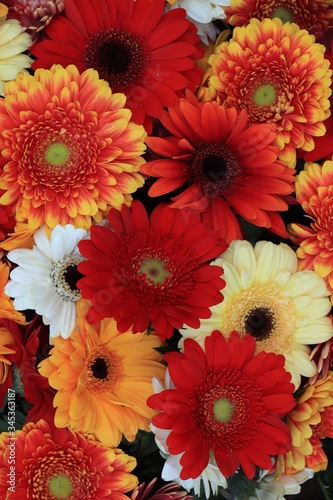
<box><xmin>213</xmin><ymin>397</ymin><xmax>235</xmax><ymax>423</ymax></box>
<box><xmin>48</xmin><ymin>474</ymin><xmax>73</xmax><ymax>498</ymax></box>
<box><xmin>254</xmin><ymin>84</ymin><xmax>276</xmax><ymax>107</ymax></box>
<box><xmin>272</xmin><ymin>6</ymin><xmax>293</xmax><ymax>24</ymax></box>
<box><xmin>45</xmin><ymin>143</ymin><xmax>70</xmax><ymax>166</ymax></box>
<box><xmin>139</xmin><ymin>257</ymin><xmax>170</xmax><ymax>285</ymax></box>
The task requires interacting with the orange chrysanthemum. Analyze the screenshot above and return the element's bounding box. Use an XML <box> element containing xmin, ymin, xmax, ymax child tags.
<box><xmin>208</xmin><ymin>18</ymin><xmax>332</xmax><ymax>167</ymax></box>
<box><xmin>0</xmin><ymin>64</ymin><xmax>146</xmax><ymax>232</ymax></box>
<box><xmin>38</xmin><ymin>300</ymin><xmax>166</xmax><ymax>448</ymax></box>
<box><xmin>142</xmin><ymin>92</ymin><xmax>295</xmax><ymax>243</ymax></box>
<box><xmin>288</xmin><ymin>160</ymin><xmax>333</xmax><ymax>296</ymax></box>
<box><xmin>279</xmin><ymin>373</ymin><xmax>333</xmax><ymax>473</ymax></box>
<box><xmin>0</xmin><ymin>419</ymin><xmax>138</xmax><ymax>499</ymax></box>
<box><xmin>222</xmin><ymin>0</ymin><xmax>333</xmax><ymax>31</ymax></box>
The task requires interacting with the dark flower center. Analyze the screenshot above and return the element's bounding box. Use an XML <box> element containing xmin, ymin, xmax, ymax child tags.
<box><xmin>191</xmin><ymin>144</ymin><xmax>242</xmax><ymax>198</ymax></box>
<box><xmin>64</xmin><ymin>264</ymin><xmax>84</xmax><ymax>293</ymax></box>
<box><xmin>245</xmin><ymin>307</ymin><xmax>274</xmax><ymax>340</ymax></box>
<box><xmin>84</xmin><ymin>28</ymin><xmax>151</xmax><ymax>94</ymax></box>
<box><xmin>91</xmin><ymin>357</ymin><xmax>109</xmax><ymax>380</ymax></box>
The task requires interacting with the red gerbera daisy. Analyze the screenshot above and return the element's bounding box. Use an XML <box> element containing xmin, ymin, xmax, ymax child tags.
<box><xmin>142</xmin><ymin>92</ymin><xmax>295</xmax><ymax>243</ymax></box>
<box><xmin>148</xmin><ymin>331</ymin><xmax>296</xmax><ymax>480</ymax></box>
<box><xmin>30</xmin><ymin>0</ymin><xmax>203</xmax><ymax>133</ymax></box>
<box><xmin>77</xmin><ymin>201</ymin><xmax>226</xmax><ymax>340</ymax></box>
<box><xmin>0</xmin><ymin>419</ymin><xmax>138</xmax><ymax>499</ymax></box>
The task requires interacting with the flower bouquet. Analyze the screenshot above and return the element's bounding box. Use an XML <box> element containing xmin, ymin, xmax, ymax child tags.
<box><xmin>0</xmin><ymin>0</ymin><xmax>333</xmax><ymax>499</ymax></box>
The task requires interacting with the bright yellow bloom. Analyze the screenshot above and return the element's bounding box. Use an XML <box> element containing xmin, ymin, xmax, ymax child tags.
<box><xmin>279</xmin><ymin>373</ymin><xmax>333</xmax><ymax>472</ymax></box>
<box><xmin>38</xmin><ymin>300</ymin><xmax>166</xmax><ymax>447</ymax></box>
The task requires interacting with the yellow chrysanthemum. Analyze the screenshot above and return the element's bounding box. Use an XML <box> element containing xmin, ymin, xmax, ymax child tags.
<box><xmin>0</xmin><ymin>64</ymin><xmax>146</xmax><ymax>233</ymax></box>
<box><xmin>208</xmin><ymin>18</ymin><xmax>332</xmax><ymax>167</ymax></box>
<box><xmin>278</xmin><ymin>373</ymin><xmax>333</xmax><ymax>473</ymax></box>
<box><xmin>0</xmin><ymin>3</ymin><xmax>33</xmax><ymax>96</ymax></box>
<box><xmin>180</xmin><ymin>240</ymin><xmax>333</xmax><ymax>389</ymax></box>
<box><xmin>38</xmin><ymin>300</ymin><xmax>166</xmax><ymax>448</ymax></box>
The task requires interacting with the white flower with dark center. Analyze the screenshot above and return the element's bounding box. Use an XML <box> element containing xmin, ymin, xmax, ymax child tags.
<box><xmin>165</xmin><ymin>0</ymin><xmax>228</xmax><ymax>44</ymax></box>
<box><xmin>5</xmin><ymin>224</ymin><xmax>88</xmax><ymax>341</ymax></box>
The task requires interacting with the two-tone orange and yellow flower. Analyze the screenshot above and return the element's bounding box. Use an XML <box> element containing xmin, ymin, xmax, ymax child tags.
<box><xmin>208</xmin><ymin>18</ymin><xmax>332</xmax><ymax>167</ymax></box>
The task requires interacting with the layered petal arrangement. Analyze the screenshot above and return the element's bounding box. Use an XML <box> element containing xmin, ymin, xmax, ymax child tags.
<box><xmin>30</xmin><ymin>0</ymin><xmax>203</xmax><ymax>132</ymax></box>
<box><xmin>0</xmin><ymin>419</ymin><xmax>138</xmax><ymax>499</ymax></box>
<box><xmin>148</xmin><ymin>331</ymin><xmax>296</xmax><ymax>480</ymax></box>
<box><xmin>222</xmin><ymin>0</ymin><xmax>333</xmax><ymax>31</ymax></box>
<box><xmin>289</xmin><ymin>160</ymin><xmax>333</xmax><ymax>297</ymax></box>
<box><xmin>208</xmin><ymin>17</ymin><xmax>332</xmax><ymax>167</ymax></box>
<box><xmin>77</xmin><ymin>200</ymin><xmax>226</xmax><ymax>339</ymax></box>
<box><xmin>5</xmin><ymin>224</ymin><xmax>88</xmax><ymax>340</ymax></box>
<box><xmin>3</xmin><ymin>0</ymin><xmax>65</xmax><ymax>37</ymax></box>
<box><xmin>142</xmin><ymin>92</ymin><xmax>295</xmax><ymax>243</ymax></box>
<box><xmin>0</xmin><ymin>64</ymin><xmax>146</xmax><ymax>232</ymax></box>
<box><xmin>180</xmin><ymin>240</ymin><xmax>333</xmax><ymax>389</ymax></box>
<box><xmin>38</xmin><ymin>300</ymin><xmax>166</xmax><ymax>447</ymax></box>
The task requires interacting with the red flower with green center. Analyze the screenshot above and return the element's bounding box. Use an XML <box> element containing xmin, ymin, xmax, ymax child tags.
<box><xmin>142</xmin><ymin>92</ymin><xmax>295</xmax><ymax>243</ymax></box>
<box><xmin>148</xmin><ymin>331</ymin><xmax>296</xmax><ymax>480</ymax></box>
<box><xmin>0</xmin><ymin>64</ymin><xmax>146</xmax><ymax>232</ymax></box>
<box><xmin>222</xmin><ymin>0</ymin><xmax>333</xmax><ymax>31</ymax></box>
<box><xmin>30</xmin><ymin>0</ymin><xmax>203</xmax><ymax>133</ymax></box>
<box><xmin>0</xmin><ymin>419</ymin><xmax>138</xmax><ymax>499</ymax></box>
<box><xmin>77</xmin><ymin>200</ymin><xmax>226</xmax><ymax>340</ymax></box>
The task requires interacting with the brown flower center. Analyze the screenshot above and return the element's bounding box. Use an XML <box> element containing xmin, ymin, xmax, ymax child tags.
<box><xmin>50</xmin><ymin>253</ymin><xmax>84</xmax><ymax>302</ymax></box>
<box><xmin>84</xmin><ymin>29</ymin><xmax>151</xmax><ymax>94</ymax></box>
<box><xmin>191</xmin><ymin>144</ymin><xmax>242</xmax><ymax>197</ymax></box>
<box><xmin>86</xmin><ymin>347</ymin><xmax>123</xmax><ymax>393</ymax></box>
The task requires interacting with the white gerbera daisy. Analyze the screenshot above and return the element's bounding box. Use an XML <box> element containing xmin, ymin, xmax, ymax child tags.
<box><xmin>249</xmin><ymin>468</ymin><xmax>314</xmax><ymax>499</ymax></box>
<box><xmin>5</xmin><ymin>224</ymin><xmax>88</xmax><ymax>341</ymax></box>
<box><xmin>151</xmin><ymin>371</ymin><xmax>228</xmax><ymax>499</ymax></box>
<box><xmin>165</xmin><ymin>0</ymin><xmax>228</xmax><ymax>45</ymax></box>
<box><xmin>180</xmin><ymin>240</ymin><xmax>333</xmax><ymax>389</ymax></box>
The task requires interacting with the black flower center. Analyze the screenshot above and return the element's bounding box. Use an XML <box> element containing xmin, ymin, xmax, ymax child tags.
<box><xmin>245</xmin><ymin>307</ymin><xmax>274</xmax><ymax>340</ymax></box>
<box><xmin>91</xmin><ymin>357</ymin><xmax>109</xmax><ymax>380</ymax></box>
<box><xmin>192</xmin><ymin>144</ymin><xmax>242</xmax><ymax>198</ymax></box>
<box><xmin>84</xmin><ymin>28</ymin><xmax>151</xmax><ymax>94</ymax></box>
<box><xmin>98</xmin><ymin>40</ymin><xmax>131</xmax><ymax>74</ymax></box>
<box><xmin>64</xmin><ymin>264</ymin><xmax>84</xmax><ymax>293</ymax></box>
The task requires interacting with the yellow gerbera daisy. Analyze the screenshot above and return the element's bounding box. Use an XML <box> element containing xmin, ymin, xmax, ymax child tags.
<box><xmin>278</xmin><ymin>373</ymin><xmax>333</xmax><ymax>473</ymax></box>
<box><xmin>38</xmin><ymin>300</ymin><xmax>166</xmax><ymax>447</ymax></box>
<box><xmin>180</xmin><ymin>240</ymin><xmax>333</xmax><ymax>389</ymax></box>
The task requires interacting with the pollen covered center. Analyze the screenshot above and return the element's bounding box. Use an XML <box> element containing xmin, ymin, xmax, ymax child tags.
<box><xmin>213</xmin><ymin>397</ymin><xmax>235</xmax><ymax>424</ymax></box>
<box><xmin>48</xmin><ymin>474</ymin><xmax>73</xmax><ymax>498</ymax></box>
<box><xmin>254</xmin><ymin>84</ymin><xmax>276</xmax><ymax>107</ymax></box>
<box><xmin>139</xmin><ymin>257</ymin><xmax>170</xmax><ymax>285</ymax></box>
<box><xmin>45</xmin><ymin>143</ymin><xmax>70</xmax><ymax>166</ymax></box>
<box><xmin>272</xmin><ymin>6</ymin><xmax>293</xmax><ymax>24</ymax></box>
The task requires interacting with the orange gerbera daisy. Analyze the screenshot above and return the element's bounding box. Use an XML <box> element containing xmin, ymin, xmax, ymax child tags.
<box><xmin>222</xmin><ymin>0</ymin><xmax>333</xmax><ymax>31</ymax></box>
<box><xmin>142</xmin><ymin>92</ymin><xmax>295</xmax><ymax>243</ymax></box>
<box><xmin>0</xmin><ymin>419</ymin><xmax>138</xmax><ymax>499</ymax></box>
<box><xmin>278</xmin><ymin>373</ymin><xmax>333</xmax><ymax>473</ymax></box>
<box><xmin>208</xmin><ymin>18</ymin><xmax>332</xmax><ymax>167</ymax></box>
<box><xmin>0</xmin><ymin>64</ymin><xmax>146</xmax><ymax>232</ymax></box>
<box><xmin>38</xmin><ymin>300</ymin><xmax>166</xmax><ymax>448</ymax></box>
<box><xmin>288</xmin><ymin>160</ymin><xmax>333</xmax><ymax>296</ymax></box>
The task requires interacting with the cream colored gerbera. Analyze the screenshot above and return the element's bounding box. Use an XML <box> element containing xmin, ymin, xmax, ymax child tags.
<box><xmin>180</xmin><ymin>240</ymin><xmax>333</xmax><ymax>389</ymax></box>
<box><xmin>0</xmin><ymin>4</ymin><xmax>32</xmax><ymax>95</ymax></box>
